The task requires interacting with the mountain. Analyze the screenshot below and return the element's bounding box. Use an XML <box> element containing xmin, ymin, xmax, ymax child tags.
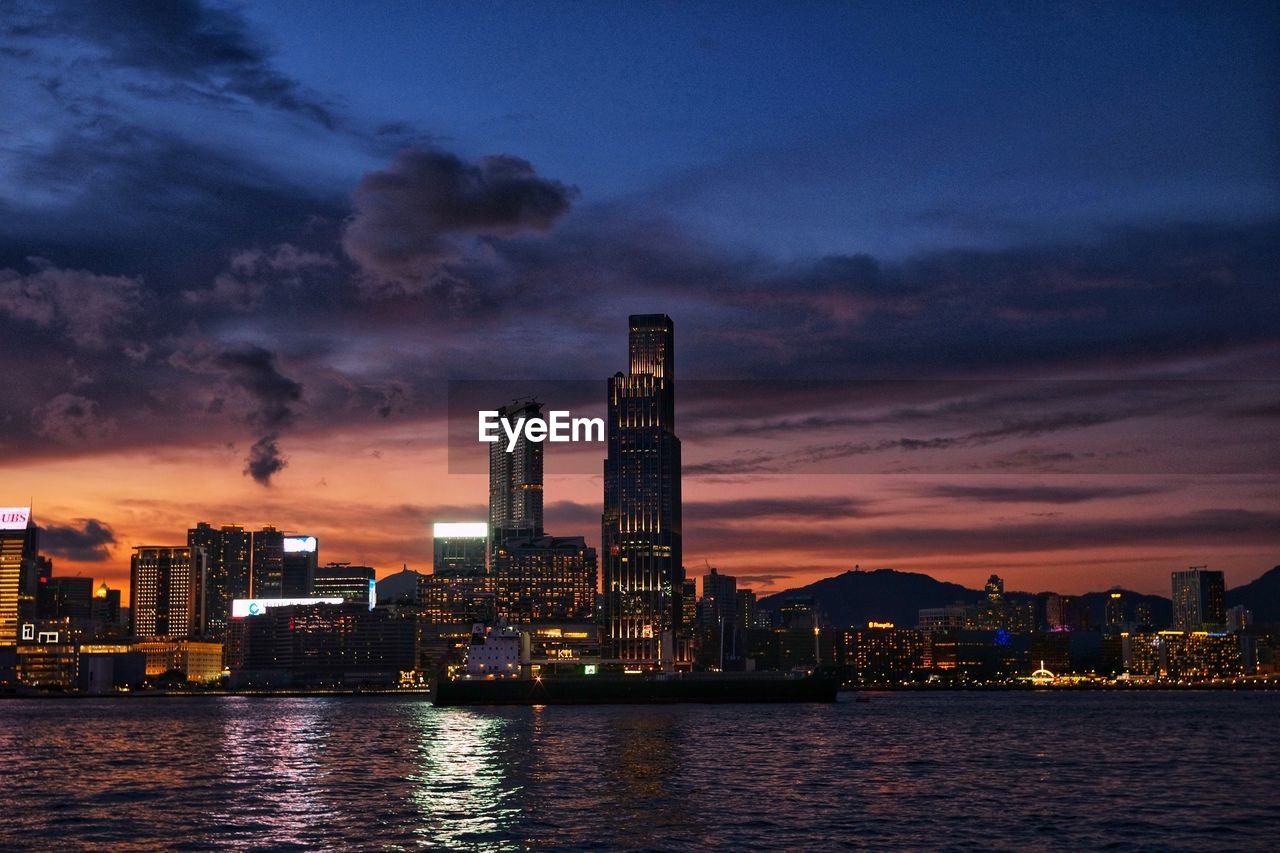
<box><xmin>758</xmin><ymin>565</ymin><xmax>1279</xmax><ymax>629</ymax></box>
<box><xmin>1227</xmin><ymin>565</ymin><xmax>1280</xmax><ymax>623</ymax></box>
<box><xmin>376</xmin><ymin>568</ymin><xmax>424</xmax><ymax>604</ymax></box>
<box><xmin>757</xmin><ymin>568</ymin><xmax>985</xmax><ymax>628</ymax></box>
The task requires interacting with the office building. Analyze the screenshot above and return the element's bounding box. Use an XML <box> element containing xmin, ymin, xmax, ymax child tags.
<box><xmin>1226</xmin><ymin>605</ymin><xmax>1253</xmax><ymax>632</ymax></box>
<box><xmin>228</xmin><ymin>601</ymin><xmax>417</xmax><ymax>688</ymax></box>
<box><xmin>250</xmin><ymin>526</ymin><xmax>285</xmax><ymax>597</ymax></box>
<box><xmin>602</xmin><ymin>314</ymin><xmax>684</xmax><ymax>667</ymax></box>
<box><xmin>37</xmin><ymin>575</ymin><xmax>94</xmax><ymax>621</ymax></box>
<box><xmin>313</xmin><ymin>563</ymin><xmax>376</xmax><ymax>604</ymax></box>
<box><xmin>1105</xmin><ymin>591</ymin><xmax>1126</xmax><ymax>629</ymax></box>
<box><xmin>1122</xmin><ymin>630</ymin><xmax>1241</xmax><ymax>679</ymax></box>
<box><xmin>1171</xmin><ymin>567</ymin><xmax>1226</xmax><ymax>630</ymax></box>
<box><xmin>418</xmin><ymin>574</ymin><xmax>495</xmax><ymax>625</ymax></box>
<box><xmin>0</xmin><ymin>506</ymin><xmax>41</xmax><ymax>643</ymax></box>
<box><xmin>129</xmin><ymin>546</ymin><xmax>208</xmax><ymax>639</ymax></box>
<box><xmin>433</xmin><ymin>522</ymin><xmax>489</xmax><ymax>578</ymax></box>
<box><xmin>841</xmin><ymin>624</ymin><xmax>930</xmax><ymax>683</ymax></box>
<box><xmin>282</xmin><ymin>535</ymin><xmax>318</xmax><ymax>597</ymax></box>
<box><xmin>133</xmin><ymin>639</ymin><xmax>224</xmax><ymax>682</ymax></box>
<box><xmin>491</xmin><ymin>535</ymin><xmax>598</xmax><ymax>623</ymax></box>
<box><xmin>188</xmin><ymin>522</ymin><xmax>251</xmax><ymax>640</ymax></box>
<box><xmin>92</xmin><ymin>582</ymin><xmax>122</xmax><ymax>631</ymax></box>
<box><xmin>489</xmin><ymin>400</ymin><xmax>544</xmax><ymax>550</ymax></box>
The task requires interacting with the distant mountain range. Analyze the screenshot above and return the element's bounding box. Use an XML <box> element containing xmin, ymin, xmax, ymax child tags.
<box><xmin>758</xmin><ymin>566</ymin><xmax>1280</xmax><ymax>628</ymax></box>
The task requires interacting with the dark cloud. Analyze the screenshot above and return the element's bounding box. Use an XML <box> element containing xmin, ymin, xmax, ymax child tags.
<box><xmin>170</xmin><ymin>341</ymin><xmax>303</xmax><ymax>484</ymax></box>
<box><xmin>687</xmin><ymin>508</ymin><xmax>1280</xmax><ymax>560</ymax></box>
<box><xmin>40</xmin><ymin>517</ymin><xmax>117</xmax><ymax>562</ymax></box>
<box><xmin>685</xmin><ymin>496</ymin><xmax>874</xmax><ymax>521</ymax></box>
<box><xmin>31</xmin><ymin>393</ymin><xmax>116</xmax><ymax>444</ymax></box>
<box><xmin>924</xmin><ymin>483</ymin><xmax>1170</xmax><ymax>504</ymax></box>
<box><xmin>0</xmin><ymin>259</ymin><xmax>142</xmax><ymax>348</ymax></box>
<box><xmin>183</xmin><ymin>243</ymin><xmax>336</xmax><ymax>311</ymax></box>
<box><xmin>243</xmin><ymin>433</ymin><xmax>287</xmax><ymax>486</ymax></box>
<box><xmin>16</xmin><ymin>0</ymin><xmax>337</xmax><ymax>128</ymax></box>
<box><xmin>342</xmin><ymin>148</ymin><xmax>577</xmax><ymax>297</ymax></box>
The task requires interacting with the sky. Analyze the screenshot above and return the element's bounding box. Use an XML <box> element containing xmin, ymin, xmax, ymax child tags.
<box><xmin>1</xmin><ymin>0</ymin><xmax>1277</xmax><ymax>601</ymax></box>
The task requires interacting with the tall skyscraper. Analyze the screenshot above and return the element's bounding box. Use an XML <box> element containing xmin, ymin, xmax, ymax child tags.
<box><xmin>489</xmin><ymin>400</ymin><xmax>544</xmax><ymax>551</ymax></box>
<box><xmin>0</xmin><ymin>506</ymin><xmax>40</xmax><ymax>643</ymax></box>
<box><xmin>281</xmin><ymin>535</ymin><xmax>318</xmax><ymax>597</ymax></box>
<box><xmin>491</xmin><ymin>534</ymin><xmax>598</xmax><ymax>623</ymax></box>
<box><xmin>602</xmin><ymin>314</ymin><xmax>683</xmax><ymax>667</ymax></box>
<box><xmin>130</xmin><ymin>546</ymin><xmax>208</xmax><ymax>639</ymax></box>
<box><xmin>433</xmin><ymin>522</ymin><xmax>489</xmax><ymax>578</ymax></box>
<box><xmin>251</xmin><ymin>526</ymin><xmax>285</xmax><ymax>597</ymax></box>
<box><xmin>1171</xmin><ymin>567</ymin><xmax>1226</xmax><ymax>630</ymax></box>
<box><xmin>188</xmin><ymin>522</ymin><xmax>251</xmax><ymax>640</ymax></box>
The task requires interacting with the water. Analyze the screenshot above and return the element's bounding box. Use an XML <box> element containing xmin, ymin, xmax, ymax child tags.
<box><xmin>1</xmin><ymin>692</ymin><xmax>1276</xmax><ymax>851</ymax></box>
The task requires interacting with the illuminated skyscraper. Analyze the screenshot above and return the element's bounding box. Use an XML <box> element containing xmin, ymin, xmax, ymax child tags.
<box><xmin>130</xmin><ymin>546</ymin><xmax>208</xmax><ymax>639</ymax></box>
<box><xmin>282</xmin><ymin>535</ymin><xmax>318</xmax><ymax>597</ymax></box>
<box><xmin>433</xmin><ymin>522</ymin><xmax>489</xmax><ymax>578</ymax></box>
<box><xmin>188</xmin><ymin>522</ymin><xmax>251</xmax><ymax>640</ymax></box>
<box><xmin>250</xmin><ymin>526</ymin><xmax>285</xmax><ymax>597</ymax></box>
<box><xmin>0</xmin><ymin>506</ymin><xmax>40</xmax><ymax>643</ymax></box>
<box><xmin>1171</xmin><ymin>567</ymin><xmax>1226</xmax><ymax>630</ymax></box>
<box><xmin>602</xmin><ymin>314</ymin><xmax>683</xmax><ymax>667</ymax></box>
<box><xmin>489</xmin><ymin>400</ymin><xmax>544</xmax><ymax>551</ymax></box>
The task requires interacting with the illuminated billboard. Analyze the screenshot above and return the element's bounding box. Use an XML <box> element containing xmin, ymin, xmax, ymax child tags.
<box><xmin>0</xmin><ymin>506</ymin><xmax>31</xmax><ymax>530</ymax></box>
<box><xmin>433</xmin><ymin>522</ymin><xmax>487</xmax><ymax>539</ymax></box>
<box><xmin>231</xmin><ymin>597</ymin><xmax>343</xmax><ymax>618</ymax></box>
<box><xmin>283</xmin><ymin>535</ymin><xmax>317</xmax><ymax>553</ymax></box>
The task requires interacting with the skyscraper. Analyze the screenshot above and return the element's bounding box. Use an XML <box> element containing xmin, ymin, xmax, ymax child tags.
<box><xmin>188</xmin><ymin>522</ymin><xmax>251</xmax><ymax>640</ymax></box>
<box><xmin>602</xmin><ymin>314</ymin><xmax>683</xmax><ymax>667</ymax></box>
<box><xmin>1171</xmin><ymin>567</ymin><xmax>1226</xmax><ymax>630</ymax></box>
<box><xmin>433</xmin><ymin>522</ymin><xmax>489</xmax><ymax>578</ymax></box>
<box><xmin>0</xmin><ymin>506</ymin><xmax>40</xmax><ymax>643</ymax></box>
<box><xmin>281</xmin><ymin>535</ymin><xmax>318</xmax><ymax>597</ymax></box>
<box><xmin>491</xmin><ymin>534</ymin><xmax>598</xmax><ymax>623</ymax></box>
<box><xmin>130</xmin><ymin>546</ymin><xmax>208</xmax><ymax>639</ymax></box>
<box><xmin>489</xmin><ymin>400</ymin><xmax>544</xmax><ymax>552</ymax></box>
<box><xmin>251</xmin><ymin>526</ymin><xmax>285</xmax><ymax>597</ymax></box>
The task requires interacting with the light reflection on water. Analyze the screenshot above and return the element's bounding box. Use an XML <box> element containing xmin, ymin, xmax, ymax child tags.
<box><xmin>1</xmin><ymin>692</ymin><xmax>1278</xmax><ymax>850</ymax></box>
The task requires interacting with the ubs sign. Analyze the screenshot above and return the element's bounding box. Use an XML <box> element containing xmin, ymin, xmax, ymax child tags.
<box><xmin>0</xmin><ymin>506</ymin><xmax>31</xmax><ymax>530</ymax></box>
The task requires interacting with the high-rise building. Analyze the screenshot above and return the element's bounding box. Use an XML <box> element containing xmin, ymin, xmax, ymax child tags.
<box><xmin>250</xmin><ymin>526</ymin><xmax>285</xmax><ymax>598</ymax></box>
<box><xmin>602</xmin><ymin>314</ymin><xmax>683</xmax><ymax>667</ymax></box>
<box><xmin>93</xmin><ymin>581</ymin><xmax>122</xmax><ymax>632</ymax></box>
<box><xmin>37</xmin><ymin>576</ymin><xmax>94</xmax><ymax>620</ymax></box>
<box><xmin>0</xmin><ymin>506</ymin><xmax>40</xmax><ymax>643</ymax></box>
<box><xmin>491</xmin><ymin>535</ymin><xmax>598</xmax><ymax>624</ymax></box>
<box><xmin>1171</xmin><ymin>567</ymin><xmax>1226</xmax><ymax>630</ymax></box>
<box><xmin>1226</xmin><ymin>605</ymin><xmax>1253</xmax><ymax>632</ymax></box>
<box><xmin>985</xmin><ymin>574</ymin><xmax>1004</xmax><ymax>601</ymax></box>
<box><xmin>701</xmin><ymin>567</ymin><xmax>738</xmax><ymax>629</ymax></box>
<box><xmin>188</xmin><ymin>522</ymin><xmax>251</xmax><ymax>640</ymax></box>
<box><xmin>130</xmin><ymin>546</ymin><xmax>208</xmax><ymax>639</ymax></box>
<box><xmin>1105</xmin><ymin>591</ymin><xmax>1126</xmax><ymax>629</ymax></box>
<box><xmin>489</xmin><ymin>400</ymin><xmax>544</xmax><ymax>551</ymax></box>
<box><xmin>433</xmin><ymin>522</ymin><xmax>489</xmax><ymax>578</ymax></box>
<box><xmin>681</xmin><ymin>578</ymin><xmax>697</xmax><ymax>634</ymax></box>
<box><xmin>313</xmin><ymin>563</ymin><xmax>377</xmax><ymax>604</ymax></box>
<box><xmin>282</xmin><ymin>535</ymin><xmax>318</xmax><ymax>597</ymax></box>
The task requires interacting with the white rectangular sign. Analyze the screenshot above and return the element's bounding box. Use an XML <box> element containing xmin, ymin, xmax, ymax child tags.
<box><xmin>231</xmin><ymin>597</ymin><xmax>343</xmax><ymax>618</ymax></box>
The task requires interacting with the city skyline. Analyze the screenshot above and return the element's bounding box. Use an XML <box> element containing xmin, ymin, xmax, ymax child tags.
<box><xmin>2</xmin><ymin>2</ymin><xmax>1278</xmax><ymax>599</ymax></box>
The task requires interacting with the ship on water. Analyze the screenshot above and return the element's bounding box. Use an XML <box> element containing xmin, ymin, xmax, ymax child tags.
<box><xmin>431</xmin><ymin>624</ymin><xmax>839</xmax><ymax>706</ymax></box>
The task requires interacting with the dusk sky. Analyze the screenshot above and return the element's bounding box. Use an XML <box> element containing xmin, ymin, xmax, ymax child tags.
<box><xmin>2</xmin><ymin>1</ymin><xmax>1277</xmax><ymax>600</ymax></box>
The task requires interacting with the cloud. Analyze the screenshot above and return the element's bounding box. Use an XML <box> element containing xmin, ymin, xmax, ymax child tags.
<box><xmin>17</xmin><ymin>0</ymin><xmax>337</xmax><ymax>128</ymax></box>
<box><xmin>924</xmin><ymin>483</ymin><xmax>1170</xmax><ymax>504</ymax></box>
<box><xmin>342</xmin><ymin>148</ymin><xmax>577</xmax><ymax>297</ymax></box>
<box><xmin>40</xmin><ymin>517</ymin><xmax>116</xmax><ymax>562</ymax></box>
<box><xmin>684</xmin><ymin>496</ymin><xmax>874</xmax><ymax>521</ymax></box>
<box><xmin>31</xmin><ymin>393</ymin><xmax>116</xmax><ymax>444</ymax></box>
<box><xmin>243</xmin><ymin>433</ymin><xmax>287</xmax><ymax>485</ymax></box>
<box><xmin>0</xmin><ymin>259</ymin><xmax>142</xmax><ymax>348</ymax></box>
<box><xmin>170</xmin><ymin>340</ymin><xmax>303</xmax><ymax>484</ymax></box>
<box><xmin>183</xmin><ymin>243</ymin><xmax>336</xmax><ymax>311</ymax></box>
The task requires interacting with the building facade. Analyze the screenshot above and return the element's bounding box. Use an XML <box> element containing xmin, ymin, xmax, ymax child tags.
<box><xmin>489</xmin><ymin>400</ymin><xmax>544</xmax><ymax>552</ymax></box>
<box><xmin>602</xmin><ymin>314</ymin><xmax>684</xmax><ymax>667</ymax></box>
<box><xmin>129</xmin><ymin>546</ymin><xmax>208</xmax><ymax>639</ymax></box>
<box><xmin>491</xmin><ymin>535</ymin><xmax>598</xmax><ymax>624</ymax></box>
<box><xmin>1171</xmin><ymin>567</ymin><xmax>1226</xmax><ymax>630</ymax></box>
